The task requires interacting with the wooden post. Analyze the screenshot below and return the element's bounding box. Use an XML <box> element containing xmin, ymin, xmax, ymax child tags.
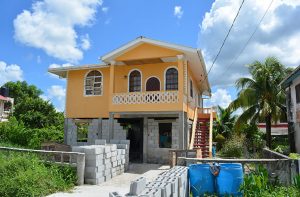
<box><xmin>189</xmin><ymin>107</ymin><xmax>198</xmax><ymax>150</ymax></box>
<box><xmin>208</xmin><ymin>107</ymin><xmax>214</xmax><ymax>158</ymax></box>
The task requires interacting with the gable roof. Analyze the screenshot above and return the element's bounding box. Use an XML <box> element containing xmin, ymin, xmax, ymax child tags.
<box><xmin>101</xmin><ymin>37</ymin><xmax>211</xmax><ymax>95</ymax></box>
<box><xmin>280</xmin><ymin>65</ymin><xmax>300</xmax><ymax>89</ymax></box>
<box><xmin>101</xmin><ymin>36</ymin><xmax>197</xmax><ymax>62</ymax></box>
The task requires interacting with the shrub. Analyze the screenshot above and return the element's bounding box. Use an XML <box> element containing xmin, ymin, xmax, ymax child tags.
<box><xmin>290</xmin><ymin>153</ymin><xmax>300</xmax><ymax>159</ymax></box>
<box><xmin>0</xmin><ymin>117</ymin><xmax>64</xmax><ymax>149</ymax></box>
<box><xmin>240</xmin><ymin>166</ymin><xmax>300</xmax><ymax>197</ymax></box>
<box><xmin>0</xmin><ymin>152</ymin><xmax>76</xmax><ymax>197</ymax></box>
<box><xmin>219</xmin><ymin>134</ymin><xmax>245</xmax><ymax>158</ymax></box>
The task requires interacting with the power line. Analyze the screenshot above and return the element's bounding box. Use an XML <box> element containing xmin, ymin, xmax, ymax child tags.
<box><xmin>205</xmin><ymin>0</ymin><xmax>246</xmax><ymax>79</ymax></box>
<box><xmin>222</xmin><ymin>0</ymin><xmax>274</xmax><ymax>76</ymax></box>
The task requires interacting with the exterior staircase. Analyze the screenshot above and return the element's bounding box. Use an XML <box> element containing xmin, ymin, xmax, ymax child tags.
<box><xmin>193</xmin><ymin>118</ymin><xmax>210</xmax><ymax>158</ymax></box>
<box><xmin>189</xmin><ymin>107</ymin><xmax>215</xmax><ymax>158</ymax></box>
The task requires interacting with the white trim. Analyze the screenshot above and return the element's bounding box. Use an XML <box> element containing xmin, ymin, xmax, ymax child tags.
<box><xmin>48</xmin><ymin>63</ymin><xmax>108</xmax><ymax>78</ymax></box>
<box><xmin>83</xmin><ymin>70</ymin><xmax>104</xmax><ymax>97</ymax></box>
<box><xmin>163</xmin><ymin>66</ymin><xmax>178</xmax><ymax>91</ymax></box>
<box><xmin>101</xmin><ymin>37</ymin><xmax>197</xmax><ymax>62</ymax></box>
<box><xmin>128</xmin><ymin>69</ymin><xmax>142</xmax><ymax>92</ymax></box>
<box><xmin>65</xmin><ymin>71</ymin><xmax>69</xmax><ymax>115</ymax></box>
<box><xmin>145</xmin><ymin>76</ymin><xmax>161</xmax><ymax>91</ymax></box>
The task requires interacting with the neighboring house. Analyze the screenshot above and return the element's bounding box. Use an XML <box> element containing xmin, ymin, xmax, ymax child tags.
<box><xmin>0</xmin><ymin>88</ymin><xmax>14</xmax><ymax>122</ymax></box>
<box><xmin>258</xmin><ymin>123</ymin><xmax>288</xmax><ymax>136</ymax></box>
<box><xmin>281</xmin><ymin>65</ymin><xmax>300</xmax><ymax>153</ymax></box>
<box><xmin>49</xmin><ymin>37</ymin><xmax>214</xmax><ymax>163</ymax></box>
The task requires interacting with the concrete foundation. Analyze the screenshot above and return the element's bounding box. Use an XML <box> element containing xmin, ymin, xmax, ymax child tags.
<box><xmin>65</xmin><ymin>113</ymin><xmax>189</xmax><ymax>165</ymax></box>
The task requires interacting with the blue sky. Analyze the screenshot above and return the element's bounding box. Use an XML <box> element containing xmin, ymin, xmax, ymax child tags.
<box><xmin>1</xmin><ymin>0</ymin><xmax>300</xmax><ymax>111</ymax></box>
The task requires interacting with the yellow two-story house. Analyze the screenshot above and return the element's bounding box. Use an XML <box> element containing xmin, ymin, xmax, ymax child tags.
<box><xmin>49</xmin><ymin>37</ymin><xmax>212</xmax><ymax>163</ymax></box>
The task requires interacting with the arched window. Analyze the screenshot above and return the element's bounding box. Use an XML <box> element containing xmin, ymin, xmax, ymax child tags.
<box><xmin>85</xmin><ymin>70</ymin><xmax>102</xmax><ymax>95</ymax></box>
<box><xmin>146</xmin><ymin>77</ymin><xmax>160</xmax><ymax>91</ymax></box>
<box><xmin>129</xmin><ymin>70</ymin><xmax>141</xmax><ymax>92</ymax></box>
<box><xmin>165</xmin><ymin>68</ymin><xmax>178</xmax><ymax>90</ymax></box>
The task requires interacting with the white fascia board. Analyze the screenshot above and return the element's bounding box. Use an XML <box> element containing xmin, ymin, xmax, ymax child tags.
<box><xmin>48</xmin><ymin>64</ymin><xmax>108</xmax><ymax>78</ymax></box>
<box><xmin>101</xmin><ymin>37</ymin><xmax>198</xmax><ymax>63</ymax></box>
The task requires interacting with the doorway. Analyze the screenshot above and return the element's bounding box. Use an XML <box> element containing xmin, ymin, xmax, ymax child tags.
<box><xmin>120</xmin><ymin>118</ymin><xmax>144</xmax><ymax>163</ymax></box>
<box><xmin>146</xmin><ymin>77</ymin><xmax>160</xmax><ymax>91</ymax></box>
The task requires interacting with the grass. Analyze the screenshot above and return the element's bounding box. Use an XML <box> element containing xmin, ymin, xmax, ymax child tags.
<box><xmin>0</xmin><ymin>151</ymin><xmax>76</xmax><ymax>197</ymax></box>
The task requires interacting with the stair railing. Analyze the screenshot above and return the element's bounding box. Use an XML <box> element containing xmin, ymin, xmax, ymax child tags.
<box><xmin>208</xmin><ymin>106</ymin><xmax>214</xmax><ymax>158</ymax></box>
<box><xmin>189</xmin><ymin>107</ymin><xmax>198</xmax><ymax>150</ymax></box>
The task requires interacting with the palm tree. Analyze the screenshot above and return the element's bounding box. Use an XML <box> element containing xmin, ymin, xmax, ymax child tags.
<box><xmin>229</xmin><ymin>57</ymin><xmax>290</xmax><ymax>148</ymax></box>
<box><xmin>214</xmin><ymin>106</ymin><xmax>236</xmax><ymax>139</ymax></box>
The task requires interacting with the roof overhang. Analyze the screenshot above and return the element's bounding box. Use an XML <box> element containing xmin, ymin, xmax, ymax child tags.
<box><xmin>48</xmin><ymin>64</ymin><xmax>108</xmax><ymax>78</ymax></box>
<box><xmin>280</xmin><ymin>65</ymin><xmax>300</xmax><ymax>89</ymax></box>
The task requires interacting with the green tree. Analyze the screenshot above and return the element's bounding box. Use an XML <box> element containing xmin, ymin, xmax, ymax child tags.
<box><xmin>229</xmin><ymin>57</ymin><xmax>290</xmax><ymax>148</ymax></box>
<box><xmin>4</xmin><ymin>81</ymin><xmax>42</xmax><ymax>105</ymax></box>
<box><xmin>2</xmin><ymin>81</ymin><xmax>64</xmax><ymax>129</ymax></box>
<box><xmin>214</xmin><ymin>105</ymin><xmax>236</xmax><ymax>138</ymax></box>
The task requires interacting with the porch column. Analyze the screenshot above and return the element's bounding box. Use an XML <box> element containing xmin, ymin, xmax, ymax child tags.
<box><xmin>108</xmin><ymin>61</ymin><xmax>116</xmax><ymax>111</ymax></box>
<box><xmin>177</xmin><ymin>55</ymin><xmax>185</xmax><ymax>110</ymax></box>
<box><xmin>178</xmin><ymin>111</ymin><xmax>185</xmax><ymax>149</ymax></box>
<box><xmin>143</xmin><ymin>116</ymin><xmax>148</xmax><ymax>163</ymax></box>
<box><xmin>109</xmin><ymin>112</ymin><xmax>114</xmax><ymax>140</ymax></box>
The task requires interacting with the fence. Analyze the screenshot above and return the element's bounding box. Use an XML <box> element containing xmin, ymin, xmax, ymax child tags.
<box><xmin>177</xmin><ymin>155</ymin><xmax>297</xmax><ymax>185</ymax></box>
<box><xmin>0</xmin><ymin>146</ymin><xmax>85</xmax><ymax>185</ymax></box>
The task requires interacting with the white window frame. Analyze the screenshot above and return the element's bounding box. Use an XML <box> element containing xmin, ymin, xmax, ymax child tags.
<box><xmin>128</xmin><ymin>69</ymin><xmax>142</xmax><ymax>92</ymax></box>
<box><xmin>164</xmin><ymin>66</ymin><xmax>178</xmax><ymax>91</ymax></box>
<box><xmin>84</xmin><ymin>70</ymin><xmax>103</xmax><ymax>96</ymax></box>
<box><xmin>145</xmin><ymin>76</ymin><xmax>161</xmax><ymax>91</ymax></box>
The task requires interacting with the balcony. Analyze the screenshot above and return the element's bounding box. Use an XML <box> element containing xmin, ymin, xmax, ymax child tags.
<box><xmin>112</xmin><ymin>91</ymin><xmax>179</xmax><ymax>105</ymax></box>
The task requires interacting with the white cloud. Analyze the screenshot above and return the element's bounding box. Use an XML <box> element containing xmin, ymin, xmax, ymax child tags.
<box><xmin>174</xmin><ymin>6</ymin><xmax>183</xmax><ymax>19</ymax></box>
<box><xmin>102</xmin><ymin>7</ymin><xmax>108</xmax><ymax>13</ymax></box>
<box><xmin>204</xmin><ymin>88</ymin><xmax>232</xmax><ymax>108</ymax></box>
<box><xmin>199</xmin><ymin>0</ymin><xmax>300</xmax><ymax>87</ymax></box>
<box><xmin>80</xmin><ymin>34</ymin><xmax>91</xmax><ymax>50</ymax></box>
<box><xmin>0</xmin><ymin>61</ymin><xmax>23</xmax><ymax>86</ymax></box>
<box><xmin>14</xmin><ymin>0</ymin><xmax>102</xmax><ymax>63</ymax></box>
<box><xmin>46</xmin><ymin>85</ymin><xmax>66</xmax><ymax>111</ymax></box>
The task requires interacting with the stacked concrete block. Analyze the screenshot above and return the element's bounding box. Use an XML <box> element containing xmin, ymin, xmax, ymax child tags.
<box><xmin>129</xmin><ymin>177</ymin><xmax>147</xmax><ymax>195</ymax></box>
<box><xmin>118</xmin><ymin>166</ymin><xmax>188</xmax><ymax>197</ymax></box>
<box><xmin>110</xmin><ymin>139</ymin><xmax>130</xmax><ymax>171</ymax></box>
<box><xmin>72</xmin><ymin>143</ymin><xmax>128</xmax><ymax>185</ymax></box>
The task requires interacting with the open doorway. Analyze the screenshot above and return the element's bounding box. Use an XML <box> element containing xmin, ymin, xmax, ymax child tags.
<box><xmin>119</xmin><ymin>118</ymin><xmax>143</xmax><ymax>163</ymax></box>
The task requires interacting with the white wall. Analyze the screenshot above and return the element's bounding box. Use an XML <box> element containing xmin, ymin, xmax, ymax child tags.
<box><xmin>289</xmin><ymin>76</ymin><xmax>300</xmax><ymax>153</ymax></box>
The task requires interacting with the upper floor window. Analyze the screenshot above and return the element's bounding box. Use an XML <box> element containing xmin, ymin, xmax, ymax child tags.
<box><xmin>146</xmin><ymin>77</ymin><xmax>160</xmax><ymax>91</ymax></box>
<box><xmin>165</xmin><ymin>68</ymin><xmax>178</xmax><ymax>90</ymax></box>
<box><xmin>296</xmin><ymin>84</ymin><xmax>300</xmax><ymax>103</ymax></box>
<box><xmin>85</xmin><ymin>70</ymin><xmax>102</xmax><ymax>96</ymax></box>
<box><xmin>129</xmin><ymin>70</ymin><xmax>141</xmax><ymax>92</ymax></box>
<box><xmin>190</xmin><ymin>79</ymin><xmax>193</xmax><ymax>98</ymax></box>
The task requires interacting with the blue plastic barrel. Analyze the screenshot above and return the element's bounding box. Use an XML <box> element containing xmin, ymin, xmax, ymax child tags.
<box><xmin>189</xmin><ymin>164</ymin><xmax>215</xmax><ymax>196</ymax></box>
<box><xmin>216</xmin><ymin>163</ymin><xmax>243</xmax><ymax>196</ymax></box>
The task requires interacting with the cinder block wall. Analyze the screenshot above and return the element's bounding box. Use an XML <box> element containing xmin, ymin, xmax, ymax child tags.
<box><xmin>147</xmin><ymin>118</ymin><xmax>180</xmax><ymax>164</ymax></box>
<box><xmin>64</xmin><ymin>118</ymin><xmax>127</xmax><ymax>146</ymax></box>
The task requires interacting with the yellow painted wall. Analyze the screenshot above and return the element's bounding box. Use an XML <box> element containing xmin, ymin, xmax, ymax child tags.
<box><xmin>65</xmin><ymin>43</ymin><xmax>207</xmax><ymax>118</ymax></box>
<box><xmin>114</xmin><ymin>62</ymin><xmax>177</xmax><ymax>93</ymax></box>
<box><xmin>66</xmin><ymin>68</ymin><xmax>110</xmax><ymax>118</ymax></box>
<box><xmin>116</xmin><ymin>43</ymin><xmax>182</xmax><ymax>61</ymax></box>
<box><xmin>186</xmin><ymin>62</ymin><xmax>202</xmax><ymax>120</ymax></box>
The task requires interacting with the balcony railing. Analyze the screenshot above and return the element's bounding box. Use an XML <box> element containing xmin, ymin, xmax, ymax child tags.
<box><xmin>112</xmin><ymin>91</ymin><xmax>179</xmax><ymax>105</ymax></box>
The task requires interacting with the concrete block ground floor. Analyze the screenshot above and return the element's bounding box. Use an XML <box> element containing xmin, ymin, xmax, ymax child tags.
<box><xmin>65</xmin><ymin>112</ymin><xmax>192</xmax><ymax>164</ymax></box>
